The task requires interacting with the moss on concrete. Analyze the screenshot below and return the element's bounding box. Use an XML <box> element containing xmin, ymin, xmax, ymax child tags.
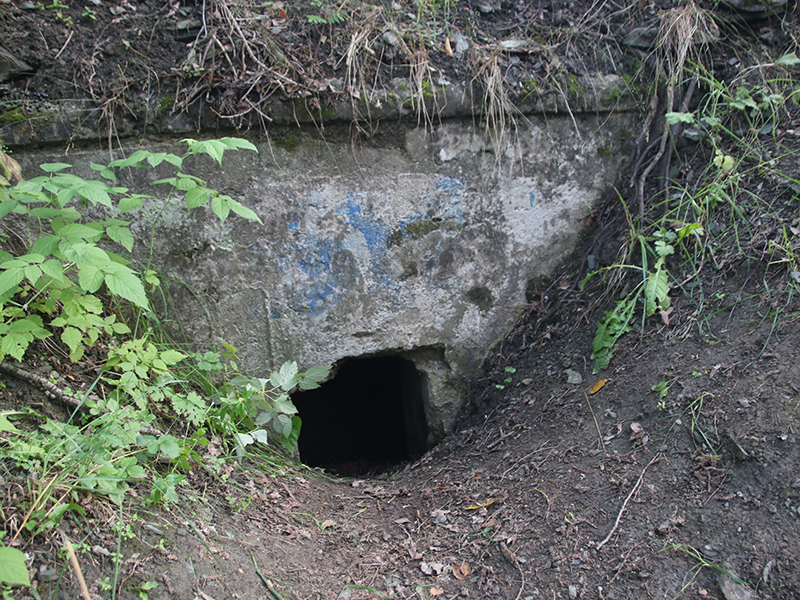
<box><xmin>387</xmin><ymin>219</ymin><xmax>462</xmax><ymax>248</ymax></box>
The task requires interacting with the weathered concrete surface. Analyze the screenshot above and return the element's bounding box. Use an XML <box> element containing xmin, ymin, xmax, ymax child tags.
<box><xmin>16</xmin><ymin>111</ymin><xmax>636</xmax><ymax>444</ymax></box>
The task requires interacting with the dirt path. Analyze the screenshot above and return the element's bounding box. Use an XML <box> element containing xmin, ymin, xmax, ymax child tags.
<box><xmin>7</xmin><ymin>254</ymin><xmax>798</xmax><ymax>600</ymax></box>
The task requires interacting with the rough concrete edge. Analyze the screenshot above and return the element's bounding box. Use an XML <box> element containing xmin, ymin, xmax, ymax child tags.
<box><xmin>1</xmin><ymin>72</ymin><xmax>638</xmax><ymax>148</ymax></box>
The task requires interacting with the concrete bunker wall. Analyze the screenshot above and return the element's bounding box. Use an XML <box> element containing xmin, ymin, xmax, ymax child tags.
<box><xmin>13</xmin><ymin>110</ymin><xmax>637</xmax><ymax>454</ymax></box>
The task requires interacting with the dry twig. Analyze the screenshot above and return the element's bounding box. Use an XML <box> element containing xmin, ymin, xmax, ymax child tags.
<box><xmin>597</xmin><ymin>453</ymin><xmax>662</xmax><ymax>550</ymax></box>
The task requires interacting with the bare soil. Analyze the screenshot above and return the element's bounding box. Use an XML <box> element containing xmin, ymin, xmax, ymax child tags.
<box><xmin>2</xmin><ymin>1</ymin><xmax>800</xmax><ymax>599</ymax></box>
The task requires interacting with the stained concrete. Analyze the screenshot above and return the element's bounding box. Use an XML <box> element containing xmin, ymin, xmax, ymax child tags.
<box><xmin>11</xmin><ymin>85</ymin><xmax>637</xmax><ymax>447</ymax></box>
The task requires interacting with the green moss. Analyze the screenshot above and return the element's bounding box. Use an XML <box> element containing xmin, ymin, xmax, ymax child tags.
<box><xmin>0</xmin><ymin>109</ymin><xmax>28</xmax><ymax>126</ymax></box>
<box><xmin>596</xmin><ymin>146</ymin><xmax>612</xmax><ymax>158</ymax></box>
<box><xmin>386</xmin><ymin>219</ymin><xmax>462</xmax><ymax>248</ymax></box>
<box><xmin>274</xmin><ymin>135</ymin><xmax>299</xmax><ymax>151</ymax></box>
<box><xmin>566</xmin><ymin>74</ymin><xmax>585</xmax><ymax>100</ymax></box>
<box><xmin>599</xmin><ymin>86</ymin><xmax>624</xmax><ymax>106</ymax></box>
<box><xmin>156</xmin><ymin>95</ymin><xmax>175</xmax><ymax>114</ymax></box>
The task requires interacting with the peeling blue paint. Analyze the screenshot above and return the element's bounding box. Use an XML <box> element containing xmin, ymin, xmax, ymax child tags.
<box><xmin>530</xmin><ymin>191</ymin><xmax>535</xmax><ymax>207</ymax></box>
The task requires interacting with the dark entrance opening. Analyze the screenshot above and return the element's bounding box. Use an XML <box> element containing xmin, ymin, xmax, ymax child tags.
<box><xmin>292</xmin><ymin>355</ymin><xmax>429</xmax><ymax>473</ymax></box>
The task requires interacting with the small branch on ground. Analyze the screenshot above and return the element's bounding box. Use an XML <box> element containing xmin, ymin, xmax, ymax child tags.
<box><xmin>597</xmin><ymin>453</ymin><xmax>662</xmax><ymax>550</ymax></box>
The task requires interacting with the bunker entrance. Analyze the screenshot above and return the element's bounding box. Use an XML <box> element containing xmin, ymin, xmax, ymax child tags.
<box><xmin>293</xmin><ymin>355</ymin><xmax>430</xmax><ymax>474</ymax></box>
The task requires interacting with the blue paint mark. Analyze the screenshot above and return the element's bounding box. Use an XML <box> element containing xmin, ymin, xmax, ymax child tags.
<box><xmin>339</xmin><ymin>195</ymin><xmax>388</xmax><ymax>252</ymax></box>
<box><xmin>530</xmin><ymin>191</ymin><xmax>535</xmax><ymax>207</ymax></box>
<box><xmin>436</xmin><ymin>176</ymin><xmax>464</xmax><ymax>192</ymax></box>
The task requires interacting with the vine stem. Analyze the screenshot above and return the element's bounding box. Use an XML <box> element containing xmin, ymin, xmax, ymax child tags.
<box><xmin>0</xmin><ymin>360</ymin><xmax>161</xmax><ymax>435</ymax></box>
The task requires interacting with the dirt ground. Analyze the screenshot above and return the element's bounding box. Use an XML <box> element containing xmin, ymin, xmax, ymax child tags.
<box><xmin>2</xmin><ymin>0</ymin><xmax>800</xmax><ymax>599</ymax></box>
<box><xmin>6</xmin><ymin>238</ymin><xmax>800</xmax><ymax>600</ymax></box>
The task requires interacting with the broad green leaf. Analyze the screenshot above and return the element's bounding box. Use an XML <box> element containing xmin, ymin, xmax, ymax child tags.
<box><xmin>60</xmin><ymin>241</ymin><xmax>109</xmax><ymax>266</ymax></box>
<box><xmin>775</xmin><ymin>52</ymin><xmax>800</xmax><ymax>66</ymax></box>
<box><xmin>23</xmin><ymin>264</ymin><xmax>42</xmax><ymax>284</ymax></box>
<box><xmin>172</xmin><ymin>391</ymin><xmax>206</xmax><ymax>426</ymax></box>
<box><xmin>20</xmin><ymin>253</ymin><xmax>45</xmax><ymax>264</ymax></box>
<box><xmin>0</xmin><ymin>546</ymin><xmax>31</xmax><ymax>586</ymax></box>
<box><xmin>229</xmin><ymin>198</ymin><xmax>263</xmax><ymax>223</ymax></box>
<box><xmin>29</xmin><ymin>235</ymin><xmax>60</xmax><ymax>256</ymax></box>
<box><xmin>654</xmin><ymin>240</ymin><xmax>674</xmax><ymax>258</ymax></box>
<box><xmin>106</xmin><ymin>225</ymin><xmax>135</xmax><ymax>252</ymax></box>
<box><xmin>210</xmin><ymin>195</ymin><xmax>230</xmax><ymax>222</ymax></box>
<box><xmin>219</xmin><ymin>138</ymin><xmax>258</xmax><ymax>152</ymax></box>
<box><xmin>61</xmin><ymin>327</ymin><xmax>83</xmax><ymax>353</ymax></box>
<box><xmin>234</xmin><ymin>432</ymin><xmax>254</xmax><ymax>448</ymax></box>
<box><xmin>0</xmin><ymin>196</ymin><xmax>19</xmax><ymax>218</ymax></box>
<box><xmin>103</xmin><ymin>264</ymin><xmax>149</xmax><ymax>308</ymax></box>
<box><xmin>0</xmin><ymin>414</ymin><xmax>18</xmax><ymax>432</ymax></box>
<box><xmin>10</xmin><ymin>316</ymin><xmax>49</xmax><ymax>339</ymax></box>
<box><xmin>251</xmin><ymin>429</ymin><xmax>269</xmax><ymax>444</ymax></box>
<box><xmin>185</xmin><ymin>187</ymin><xmax>211</xmax><ymax>209</ymax></box>
<box><xmin>591</xmin><ymin>293</ymin><xmax>636</xmax><ymax>373</ymax></box>
<box><xmin>40</xmin><ymin>162</ymin><xmax>72</xmax><ymax>173</ymax></box>
<box><xmin>645</xmin><ymin>266</ymin><xmax>670</xmax><ymax>317</ymax></box>
<box><xmin>163</xmin><ymin>154</ymin><xmax>183</xmax><ymax>168</ymax></box>
<box><xmin>58</xmin><ymin>222</ymin><xmax>105</xmax><ymax>241</ymax></box>
<box><xmin>146</xmin><ymin>152</ymin><xmax>167</xmax><ymax>167</ymax></box>
<box><xmin>159</xmin><ymin>349</ymin><xmax>187</xmax><ymax>365</ymax></box>
<box><xmin>90</xmin><ymin>162</ymin><xmax>117</xmax><ymax>181</ymax></box>
<box><xmin>665</xmin><ymin>111</ymin><xmax>694</xmax><ymax>125</ymax></box>
<box><xmin>280</xmin><ymin>416</ymin><xmax>302</xmax><ymax>453</ymax></box>
<box><xmin>196</xmin><ymin>140</ymin><xmax>225</xmax><ymax>164</ymax></box>
<box><xmin>118</xmin><ymin>195</ymin><xmax>144</xmax><ymax>214</ymax></box>
<box><xmin>108</xmin><ymin>149</ymin><xmax>150</xmax><ymax>168</ymax></box>
<box><xmin>37</xmin><ymin>255</ymin><xmax>63</xmax><ymax>280</ymax></box>
<box><xmin>78</xmin><ymin>265</ymin><xmax>105</xmax><ymax>293</ymax></box>
<box><xmin>157</xmin><ymin>435</ymin><xmax>181</xmax><ymax>459</ymax></box>
<box><xmin>1</xmin><ymin>331</ymin><xmax>28</xmax><ymax>360</ymax></box>
<box><xmin>0</xmin><ymin>266</ymin><xmax>25</xmax><ymax>296</ymax></box>
<box><xmin>298</xmin><ymin>364</ymin><xmax>330</xmax><ymax>389</ymax></box>
<box><xmin>274</xmin><ymin>398</ymin><xmax>298</xmax><ymax>415</ymax></box>
<box><xmin>73</xmin><ymin>180</ymin><xmax>113</xmax><ymax>207</ymax></box>
<box><xmin>174</xmin><ymin>175</ymin><xmax>200</xmax><ymax>191</ymax></box>
<box><xmin>276</xmin><ymin>361</ymin><xmax>299</xmax><ymax>390</ymax></box>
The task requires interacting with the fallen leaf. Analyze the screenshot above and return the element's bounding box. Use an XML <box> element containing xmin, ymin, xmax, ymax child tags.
<box><xmin>466</xmin><ymin>498</ymin><xmax>500</xmax><ymax>510</ymax></box>
<box><xmin>588</xmin><ymin>379</ymin><xmax>607</xmax><ymax>394</ymax></box>
<box><xmin>394</xmin><ymin>517</ymin><xmax>411</xmax><ymax>525</ymax></box>
<box><xmin>430</xmin><ymin>587</ymin><xmax>445</xmax><ymax>596</ymax></box>
<box><xmin>444</xmin><ymin>37</ymin><xmax>453</xmax><ymax>57</ymax></box>
<box><xmin>420</xmin><ymin>561</ymin><xmax>446</xmax><ymax>576</ymax></box>
<box><xmin>320</xmin><ymin>519</ymin><xmax>336</xmax><ymax>530</ymax></box>
<box><xmin>452</xmin><ymin>561</ymin><xmax>472</xmax><ymax>579</ymax></box>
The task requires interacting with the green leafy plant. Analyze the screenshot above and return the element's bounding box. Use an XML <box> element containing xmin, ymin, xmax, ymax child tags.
<box><xmin>0</xmin><ymin>137</ymin><xmax>324</xmax><ymax>544</ymax></box>
<box><xmin>495</xmin><ymin>366</ymin><xmax>516</xmax><ymax>389</ymax></box>
<box><xmin>585</xmin><ymin>222</ymin><xmax>703</xmax><ymax>373</ymax></box>
<box><xmin>305</xmin><ymin>0</ymin><xmax>346</xmax><ymax>25</ymax></box>
<box><xmin>214</xmin><ymin>362</ymin><xmax>329</xmax><ymax>456</ymax></box>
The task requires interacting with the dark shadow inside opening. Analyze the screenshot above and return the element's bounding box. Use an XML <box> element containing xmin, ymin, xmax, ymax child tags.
<box><xmin>292</xmin><ymin>355</ymin><xmax>429</xmax><ymax>474</ymax></box>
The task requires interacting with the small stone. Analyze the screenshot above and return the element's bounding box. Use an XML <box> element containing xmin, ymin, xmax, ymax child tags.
<box><xmin>143</xmin><ymin>523</ymin><xmax>163</xmax><ymax>535</ymax></box>
<box><xmin>568</xmin><ymin>584</ymin><xmax>578</xmax><ymax>599</ymax></box>
<box><xmin>683</xmin><ymin>128</ymin><xmax>701</xmax><ymax>142</ymax></box>
<box><xmin>719</xmin><ymin>562</ymin><xmax>757</xmax><ymax>600</ymax></box>
<box><xmin>38</xmin><ymin>565</ymin><xmax>58</xmax><ymax>582</ymax></box>
<box><xmin>383</xmin><ymin>31</ymin><xmax>399</xmax><ymax>46</ymax></box>
<box><xmin>565</xmin><ymin>369</ymin><xmax>583</xmax><ymax>385</ymax></box>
